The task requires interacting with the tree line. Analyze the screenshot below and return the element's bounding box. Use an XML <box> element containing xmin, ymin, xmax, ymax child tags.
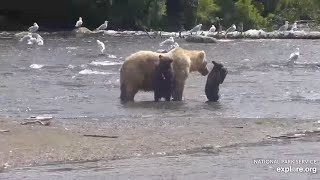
<box><xmin>1</xmin><ymin>0</ymin><xmax>320</xmax><ymax>31</ymax></box>
<box><xmin>113</xmin><ymin>0</ymin><xmax>320</xmax><ymax>31</ymax></box>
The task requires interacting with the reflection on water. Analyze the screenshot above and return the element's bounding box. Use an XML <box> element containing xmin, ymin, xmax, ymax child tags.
<box><xmin>0</xmin><ymin>32</ymin><xmax>320</xmax><ymax>120</ymax></box>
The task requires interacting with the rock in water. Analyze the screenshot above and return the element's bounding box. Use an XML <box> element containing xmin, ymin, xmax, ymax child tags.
<box><xmin>185</xmin><ymin>35</ymin><xmax>217</xmax><ymax>43</ymax></box>
<box><xmin>73</xmin><ymin>27</ymin><xmax>92</xmax><ymax>34</ymax></box>
<box><xmin>14</xmin><ymin>31</ymin><xmax>31</xmax><ymax>38</ymax></box>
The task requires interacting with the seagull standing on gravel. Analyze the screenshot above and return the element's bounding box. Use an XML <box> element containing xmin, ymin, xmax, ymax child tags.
<box><xmin>28</xmin><ymin>23</ymin><xmax>39</xmax><ymax>33</ymax></box>
<box><xmin>288</xmin><ymin>48</ymin><xmax>300</xmax><ymax>63</ymax></box>
<box><xmin>291</xmin><ymin>22</ymin><xmax>298</xmax><ymax>31</ymax></box>
<box><xmin>96</xmin><ymin>21</ymin><xmax>108</xmax><ymax>31</ymax></box>
<box><xmin>225</xmin><ymin>24</ymin><xmax>236</xmax><ymax>36</ymax></box>
<box><xmin>97</xmin><ymin>40</ymin><xmax>105</xmax><ymax>54</ymax></box>
<box><xmin>279</xmin><ymin>21</ymin><xmax>289</xmax><ymax>31</ymax></box>
<box><xmin>208</xmin><ymin>25</ymin><xmax>216</xmax><ymax>34</ymax></box>
<box><xmin>159</xmin><ymin>36</ymin><xmax>175</xmax><ymax>47</ymax></box>
<box><xmin>189</xmin><ymin>24</ymin><xmax>202</xmax><ymax>35</ymax></box>
<box><xmin>75</xmin><ymin>17</ymin><xmax>83</xmax><ymax>28</ymax></box>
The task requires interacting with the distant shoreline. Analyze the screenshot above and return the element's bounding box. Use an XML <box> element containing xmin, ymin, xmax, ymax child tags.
<box><xmin>4</xmin><ymin>28</ymin><xmax>320</xmax><ymax>40</ymax></box>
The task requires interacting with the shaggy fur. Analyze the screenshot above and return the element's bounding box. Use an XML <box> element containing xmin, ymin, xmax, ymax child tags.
<box><xmin>153</xmin><ymin>55</ymin><xmax>175</xmax><ymax>101</ymax></box>
<box><xmin>205</xmin><ymin>61</ymin><xmax>228</xmax><ymax>102</ymax></box>
<box><xmin>120</xmin><ymin>47</ymin><xmax>209</xmax><ymax>102</ymax></box>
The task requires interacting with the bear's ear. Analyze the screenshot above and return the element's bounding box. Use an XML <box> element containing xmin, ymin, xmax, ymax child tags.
<box><xmin>159</xmin><ymin>55</ymin><xmax>163</xmax><ymax>59</ymax></box>
<box><xmin>198</xmin><ymin>51</ymin><xmax>205</xmax><ymax>60</ymax></box>
<box><xmin>212</xmin><ymin>61</ymin><xmax>217</xmax><ymax>66</ymax></box>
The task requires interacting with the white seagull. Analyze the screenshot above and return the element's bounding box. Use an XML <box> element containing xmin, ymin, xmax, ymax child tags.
<box><xmin>291</xmin><ymin>22</ymin><xmax>298</xmax><ymax>31</ymax></box>
<box><xmin>34</xmin><ymin>33</ymin><xmax>43</xmax><ymax>40</ymax></box>
<box><xmin>97</xmin><ymin>40</ymin><xmax>105</xmax><ymax>54</ymax></box>
<box><xmin>159</xmin><ymin>36</ymin><xmax>175</xmax><ymax>47</ymax></box>
<box><xmin>226</xmin><ymin>24</ymin><xmax>236</xmax><ymax>33</ymax></box>
<box><xmin>27</xmin><ymin>37</ymin><xmax>37</xmax><ymax>45</ymax></box>
<box><xmin>279</xmin><ymin>21</ymin><xmax>289</xmax><ymax>31</ymax></box>
<box><xmin>225</xmin><ymin>24</ymin><xmax>236</xmax><ymax>37</ymax></box>
<box><xmin>169</xmin><ymin>42</ymin><xmax>179</xmax><ymax>50</ymax></box>
<box><xmin>28</xmin><ymin>23</ymin><xmax>39</xmax><ymax>33</ymax></box>
<box><xmin>189</xmin><ymin>24</ymin><xmax>202</xmax><ymax>35</ymax></box>
<box><xmin>19</xmin><ymin>33</ymin><xmax>33</xmax><ymax>42</ymax></box>
<box><xmin>288</xmin><ymin>48</ymin><xmax>300</xmax><ymax>63</ymax></box>
<box><xmin>75</xmin><ymin>17</ymin><xmax>83</xmax><ymax>28</ymax></box>
<box><xmin>36</xmin><ymin>36</ymin><xmax>44</xmax><ymax>46</ymax></box>
<box><xmin>208</xmin><ymin>25</ymin><xmax>216</xmax><ymax>33</ymax></box>
<box><xmin>96</xmin><ymin>21</ymin><xmax>108</xmax><ymax>31</ymax></box>
<box><xmin>22</xmin><ymin>33</ymin><xmax>44</xmax><ymax>45</ymax></box>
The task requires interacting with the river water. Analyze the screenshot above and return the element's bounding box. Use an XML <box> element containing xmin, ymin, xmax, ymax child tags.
<box><xmin>1</xmin><ymin>32</ymin><xmax>320</xmax><ymax>179</ymax></box>
<box><xmin>1</xmin><ymin>32</ymin><xmax>320</xmax><ymax>120</ymax></box>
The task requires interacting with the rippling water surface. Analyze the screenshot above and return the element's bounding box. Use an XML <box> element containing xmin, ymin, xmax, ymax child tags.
<box><xmin>1</xmin><ymin>32</ymin><xmax>320</xmax><ymax>120</ymax></box>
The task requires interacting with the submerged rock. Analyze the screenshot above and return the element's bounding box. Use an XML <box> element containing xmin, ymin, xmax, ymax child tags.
<box><xmin>72</xmin><ymin>27</ymin><xmax>105</xmax><ymax>37</ymax></box>
<box><xmin>185</xmin><ymin>35</ymin><xmax>217</xmax><ymax>43</ymax></box>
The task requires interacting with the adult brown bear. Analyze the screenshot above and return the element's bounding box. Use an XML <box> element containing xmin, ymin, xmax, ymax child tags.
<box><xmin>120</xmin><ymin>47</ymin><xmax>209</xmax><ymax>102</ymax></box>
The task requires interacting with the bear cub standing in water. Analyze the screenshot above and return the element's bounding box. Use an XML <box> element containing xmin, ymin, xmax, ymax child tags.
<box><xmin>154</xmin><ymin>55</ymin><xmax>175</xmax><ymax>101</ymax></box>
<box><xmin>205</xmin><ymin>61</ymin><xmax>228</xmax><ymax>102</ymax></box>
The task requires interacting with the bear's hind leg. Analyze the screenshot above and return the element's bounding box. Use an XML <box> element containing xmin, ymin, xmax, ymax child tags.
<box><xmin>165</xmin><ymin>95</ymin><xmax>171</xmax><ymax>101</ymax></box>
<box><xmin>125</xmin><ymin>86</ymin><xmax>138</xmax><ymax>102</ymax></box>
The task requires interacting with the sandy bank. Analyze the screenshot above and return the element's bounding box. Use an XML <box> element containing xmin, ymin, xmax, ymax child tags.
<box><xmin>0</xmin><ymin>117</ymin><xmax>319</xmax><ymax>170</ymax></box>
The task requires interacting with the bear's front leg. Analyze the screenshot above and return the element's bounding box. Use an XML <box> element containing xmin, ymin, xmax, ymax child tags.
<box><xmin>165</xmin><ymin>94</ymin><xmax>171</xmax><ymax>101</ymax></box>
<box><xmin>172</xmin><ymin>81</ymin><xmax>185</xmax><ymax>101</ymax></box>
<box><xmin>154</xmin><ymin>91</ymin><xmax>160</xmax><ymax>102</ymax></box>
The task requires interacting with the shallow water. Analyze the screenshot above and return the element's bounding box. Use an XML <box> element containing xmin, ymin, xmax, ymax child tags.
<box><xmin>1</xmin><ymin>32</ymin><xmax>320</xmax><ymax>121</ymax></box>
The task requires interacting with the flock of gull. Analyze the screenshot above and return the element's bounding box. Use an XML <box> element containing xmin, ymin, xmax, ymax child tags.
<box><xmin>159</xmin><ymin>21</ymin><xmax>300</xmax><ymax>63</ymax></box>
<box><xmin>19</xmin><ymin>17</ymin><xmax>109</xmax><ymax>54</ymax></box>
<box><xmin>18</xmin><ymin>18</ymin><xmax>300</xmax><ymax>63</ymax></box>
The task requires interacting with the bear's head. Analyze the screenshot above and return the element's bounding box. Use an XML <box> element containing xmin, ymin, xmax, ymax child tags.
<box><xmin>210</xmin><ymin>61</ymin><xmax>228</xmax><ymax>84</ymax></box>
<box><xmin>158</xmin><ymin>55</ymin><xmax>174</xmax><ymax>80</ymax></box>
<box><xmin>158</xmin><ymin>55</ymin><xmax>173</xmax><ymax>70</ymax></box>
<box><xmin>196</xmin><ymin>51</ymin><xmax>209</xmax><ymax>76</ymax></box>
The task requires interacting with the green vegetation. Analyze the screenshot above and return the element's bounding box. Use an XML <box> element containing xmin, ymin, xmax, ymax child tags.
<box><xmin>1</xmin><ymin>0</ymin><xmax>320</xmax><ymax>31</ymax></box>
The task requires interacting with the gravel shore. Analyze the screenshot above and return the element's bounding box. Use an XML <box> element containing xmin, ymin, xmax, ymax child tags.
<box><xmin>0</xmin><ymin>116</ymin><xmax>319</xmax><ymax>170</ymax></box>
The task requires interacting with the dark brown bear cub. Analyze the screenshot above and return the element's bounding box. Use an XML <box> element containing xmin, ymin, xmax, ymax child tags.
<box><xmin>153</xmin><ymin>55</ymin><xmax>175</xmax><ymax>102</ymax></box>
<box><xmin>205</xmin><ymin>61</ymin><xmax>228</xmax><ymax>102</ymax></box>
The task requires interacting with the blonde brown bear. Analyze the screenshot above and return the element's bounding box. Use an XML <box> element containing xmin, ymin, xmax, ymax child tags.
<box><xmin>120</xmin><ymin>47</ymin><xmax>209</xmax><ymax>102</ymax></box>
